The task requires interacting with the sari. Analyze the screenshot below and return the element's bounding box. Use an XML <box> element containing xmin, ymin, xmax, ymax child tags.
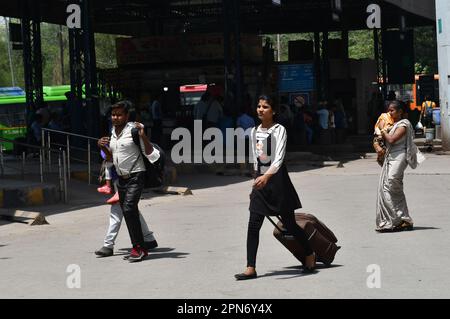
<box><xmin>375</xmin><ymin>119</ymin><xmax>424</xmax><ymax>231</ymax></box>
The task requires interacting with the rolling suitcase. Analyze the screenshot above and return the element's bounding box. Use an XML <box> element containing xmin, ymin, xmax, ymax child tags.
<box><xmin>267</xmin><ymin>213</ymin><xmax>341</xmax><ymax>267</ymax></box>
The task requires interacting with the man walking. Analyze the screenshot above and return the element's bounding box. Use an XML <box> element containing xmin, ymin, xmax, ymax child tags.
<box><xmin>98</xmin><ymin>101</ymin><xmax>160</xmax><ymax>262</ymax></box>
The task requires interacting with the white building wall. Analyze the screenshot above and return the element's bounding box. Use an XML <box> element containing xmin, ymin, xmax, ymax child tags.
<box><xmin>436</xmin><ymin>0</ymin><xmax>450</xmax><ymax>150</ymax></box>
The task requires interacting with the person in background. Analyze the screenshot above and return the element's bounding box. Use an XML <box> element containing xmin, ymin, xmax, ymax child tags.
<box><xmin>193</xmin><ymin>91</ymin><xmax>211</xmax><ymax>121</ymax></box>
<box><xmin>421</xmin><ymin>95</ymin><xmax>437</xmax><ymax>130</ymax></box>
<box><xmin>236</xmin><ymin>107</ymin><xmax>256</xmax><ymax>161</ymax></box>
<box><xmin>36</xmin><ymin>102</ymin><xmax>50</xmax><ymax>127</ymax></box>
<box><xmin>375</xmin><ymin>100</ymin><xmax>424</xmax><ymax>232</ymax></box>
<box><xmin>47</xmin><ymin>112</ymin><xmax>64</xmax><ymax>146</ymax></box>
<box><xmin>150</xmin><ymin>92</ymin><xmax>163</xmax><ymax>144</ymax></box>
<box><xmin>205</xmin><ymin>94</ymin><xmax>223</xmax><ymax>129</ymax></box>
<box><xmin>316</xmin><ymin>101</ymin><xmax>329</xmax><ymax>131</ymax></box>
<box><xmin>29</xmin><ymin>113</ymin><xmax>44</xmax><ymax>146</ymax></box>
<box><xmin>237</xmin><ymin>107</ymin><xmax>256</xmax><ymax>132</ymax></box>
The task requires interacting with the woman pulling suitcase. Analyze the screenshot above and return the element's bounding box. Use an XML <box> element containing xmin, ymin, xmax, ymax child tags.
<box><xmin>234</xmin><ymin>94</ymin><xmax>316</xmax><ymax>281</ymax></box>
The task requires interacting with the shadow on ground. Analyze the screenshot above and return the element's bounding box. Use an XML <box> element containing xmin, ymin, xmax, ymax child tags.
<box><xmin>258</xmin><ymin>264</ymin><xmax>343</xmax><ymax>279</ymax></box>
<box><xmin>113</xmin><ymin>247</ymin><xmax>189</xmax><ymax>261</ymax></box>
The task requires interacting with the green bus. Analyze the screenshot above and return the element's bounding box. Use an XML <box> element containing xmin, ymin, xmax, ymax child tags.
<box><xmin>0</xmin><ymin>85</ymin><xmax>71</xmax><ymax>151</ymax></box>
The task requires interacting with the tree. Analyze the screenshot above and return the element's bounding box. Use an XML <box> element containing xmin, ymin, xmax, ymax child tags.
<box><xmin>348</xmin><ymin>30</ymin><xmax>374</xmax><ymax>60</ymax></box>
<box><xmin>414</xmin><ymin>26</ymin><xmax>437</xmax><ymax>74</ymax></box>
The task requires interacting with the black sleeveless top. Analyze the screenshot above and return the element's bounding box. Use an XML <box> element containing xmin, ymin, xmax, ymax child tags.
<box><xmin>249</xmin><ymin>131</ymin><xmax>301</xmax><ymax>216</ymax></box>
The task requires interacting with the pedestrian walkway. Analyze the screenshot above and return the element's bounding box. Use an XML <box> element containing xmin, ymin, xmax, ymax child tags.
<box><xmin>1</xmin><ymin>153</ymin><xmax>449</xmax><ymax>298</ymax></box>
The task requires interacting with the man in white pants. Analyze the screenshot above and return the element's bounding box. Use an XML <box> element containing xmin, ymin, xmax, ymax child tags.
<box><xmin>95</xmin><ymin>203</ymin><xmax>158</xmax><ymax>257</ymax></box>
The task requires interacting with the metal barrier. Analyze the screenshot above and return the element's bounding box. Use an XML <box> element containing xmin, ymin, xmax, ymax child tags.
<box><xmin>41</xmin><ymin>128</ymin><xmax>100</xmax><ymax>185</ymax></box>
<box><xmin>0</xmin><ymin>137</ymin><xmax>68</xmax><ymax>203</ymax></box>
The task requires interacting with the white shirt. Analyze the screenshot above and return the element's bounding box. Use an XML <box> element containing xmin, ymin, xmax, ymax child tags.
<box><xmin>251</xmin><ymin>124</ymin><xmax>287</xmax><ymax>175</ymax></box>
<box><xmin>110</xmin><ymin>122</ymin><xmax>160</xmax><ymax>177</ymax></box>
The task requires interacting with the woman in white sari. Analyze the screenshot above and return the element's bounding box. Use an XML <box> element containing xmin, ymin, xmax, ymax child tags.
<box><xmin>376</xmin><ymin>101</ymin><xmax>424</xmax><ymax>232</ymax></box>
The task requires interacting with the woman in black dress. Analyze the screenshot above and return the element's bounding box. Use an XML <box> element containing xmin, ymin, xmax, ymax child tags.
<box><xmin>235</xmin><ymin>95</ymin><xmax>316</xmax><ymax>280</ymax></box>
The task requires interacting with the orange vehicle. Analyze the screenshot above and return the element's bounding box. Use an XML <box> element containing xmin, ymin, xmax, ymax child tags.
<box><xmin>410</xmin><ymin>74</ymin><xmax>439</xmax><ymax>112</ymax></box>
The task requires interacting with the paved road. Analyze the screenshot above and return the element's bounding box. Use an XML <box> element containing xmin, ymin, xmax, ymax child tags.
<box><xmin>1</xmin><ymin>153</ymin><xmax>450</xmax><ymax>298</ymax></box>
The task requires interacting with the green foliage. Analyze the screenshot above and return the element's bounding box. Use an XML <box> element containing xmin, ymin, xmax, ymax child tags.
<box><xmin>0</xmin><ymin>21</ymin><xmax>118</xmax><ymax>88</ymax></box>
<box><xmin>0</xmin><ymin>38</ymin><xmax>12</xmax><ymax>86</ymax></box>
<box><xmin>414</xmin><ymin>26</ymin><xmax>437</xmax><ymax>74</ymax></box>
<box><xmin>95</xmin><ymin>33</ymin><xmax>118</xmax><ymax>69</ymax></box>
<box><xmin>348</xmin><ymin>30</ymin><xmax>374</xmax><ymax>60</ymax></box>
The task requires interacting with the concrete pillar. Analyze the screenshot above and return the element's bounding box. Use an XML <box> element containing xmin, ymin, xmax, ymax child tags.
<box><xmin>436</xmin><ymin>0</ymin><xmax>450</xmax><ymax>150</ymax></box>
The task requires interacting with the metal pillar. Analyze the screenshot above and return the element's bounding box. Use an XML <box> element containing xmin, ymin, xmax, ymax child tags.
<box><xmin>341</xmin><ymin>30</ymin><xmax>349</xmax><ymax>60</ymax></box>
<box><xmin>374</xmin><ymin>29</ymin><xmax>387</xmax><ymax>98</ymax></box>
<box><xmin>82</xmin><ymin>0</ymin><xmax>99</xmax><ymax>139</ymax></box>
<box><xmin>68</xmin><ymin>28</ymin><xmax>83</xmax><ymax>100</ymax></box>
<box><xmin>21</xmin><ymin>0</ymin><xmax>44</xmax><ymax>127</ymax></box>
<box><xmin>322</xmin><ymin>31</ymin><xmax>330</xmax><ymax>102</ymax></box>
<box><xmin>314</xmin><ymin>32</ymin><xmax>322</xmax><ymax>102</ymax></box>
<box><xmin>68</xmin><ymin>0</ymin><xmax>99</xmax><ymax>139</ymax></box>
<box><xmin>222</xmin><ymin>0</ymin><xmax>233</xmax><ymax>117</ymax></box>
<box><xmin>232</xmin><ymin>0</ymin><xmax>243</xmax><ymax>119</ymax></box>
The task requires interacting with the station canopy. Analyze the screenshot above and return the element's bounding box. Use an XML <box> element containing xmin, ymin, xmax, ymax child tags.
<box><xmin>0</xmin><ymin>0</ymin><xmax>435</xmax><ymax>36</ymax></box>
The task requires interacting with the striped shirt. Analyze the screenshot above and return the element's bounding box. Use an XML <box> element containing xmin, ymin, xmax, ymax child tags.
<box><xmin>250</xmin><ymin>123</ymin><xmax>287</xmax><ymax>175</ymax></box>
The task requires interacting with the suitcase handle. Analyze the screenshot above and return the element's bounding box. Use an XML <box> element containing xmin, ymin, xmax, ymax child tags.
<box><xmin>266</xmin><ymin>216</ymin><xmax>296</xmax><ymax>239</ymax></box>
<box><xmin>266</xmin><ymin>216</ymin><xmax>283</xmax><ymax>233</ymax></box>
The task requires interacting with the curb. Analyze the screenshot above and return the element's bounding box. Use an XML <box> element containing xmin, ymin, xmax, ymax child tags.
<box><xmin>0</xmin><ymin>185</ymin><xmax>59</xmax><ymax>208</ymax></box>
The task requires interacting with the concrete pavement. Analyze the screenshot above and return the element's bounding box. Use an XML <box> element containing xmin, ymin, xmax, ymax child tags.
<box><xmin>1</xmin><ymin>153</ymin><xmax>450</xmax><ymax>298</ymax></box>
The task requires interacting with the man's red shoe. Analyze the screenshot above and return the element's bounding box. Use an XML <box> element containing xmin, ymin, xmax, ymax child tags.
<box><xmin>128</xmin><ymin>246</ymin><xmax>148</xmax><ymax>263</ymax></box>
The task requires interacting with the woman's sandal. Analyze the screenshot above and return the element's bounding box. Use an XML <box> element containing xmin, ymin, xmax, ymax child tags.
<box><xmin>399</xmin><ymin>222</ymin><xmax>414</xmax><ymax>231</ymax></box>
<box><xmin>234</xmin><ymin>272</ymin><xmax>257</xmax><ymax>280</ymax></box>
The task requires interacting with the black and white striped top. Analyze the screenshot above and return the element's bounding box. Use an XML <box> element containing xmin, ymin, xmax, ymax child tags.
<box><xmin>250</xmin><ymin>123</ymin><xmax>287</xmax><ymax>175</ymax></box>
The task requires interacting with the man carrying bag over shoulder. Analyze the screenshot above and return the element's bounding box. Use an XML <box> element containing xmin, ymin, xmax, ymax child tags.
<box><xmin>98</xmin><ymin>101</ymin><xmax>160</xmax><ymax>262</ymax></box>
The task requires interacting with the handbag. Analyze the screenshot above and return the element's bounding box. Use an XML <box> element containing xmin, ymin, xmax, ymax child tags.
<box><xmin>415</xmin><ymin>111</ymin><xmax>424</xmax><ymax>130</ymax></box>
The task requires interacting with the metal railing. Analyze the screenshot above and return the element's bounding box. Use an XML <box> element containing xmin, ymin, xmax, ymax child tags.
<box><xmin>41</xmin><ymin>128</ymin><xmax>101</xmax><ymax>185</ymax></box>
<box><xmin>0</xmin><ymin>137</ymin><xmax>68</xmax><ymax>203</ymax></box>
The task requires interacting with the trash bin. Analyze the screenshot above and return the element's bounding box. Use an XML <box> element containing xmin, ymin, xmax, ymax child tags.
<box><xmin>433</xmin><ymin>108</ymin><xmax>441</xmax><ymax>125</ymax></box>
<box><xmin>425</xmin><ymin>128</ymin><xmax>435</xmax><ymax>143</ymax></box>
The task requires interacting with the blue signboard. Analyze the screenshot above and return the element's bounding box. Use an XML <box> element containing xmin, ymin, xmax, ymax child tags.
<box><xmin>278</xmin><ymin>64</ymin><xmax>314</xmax><ymax>93</ymax></box>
